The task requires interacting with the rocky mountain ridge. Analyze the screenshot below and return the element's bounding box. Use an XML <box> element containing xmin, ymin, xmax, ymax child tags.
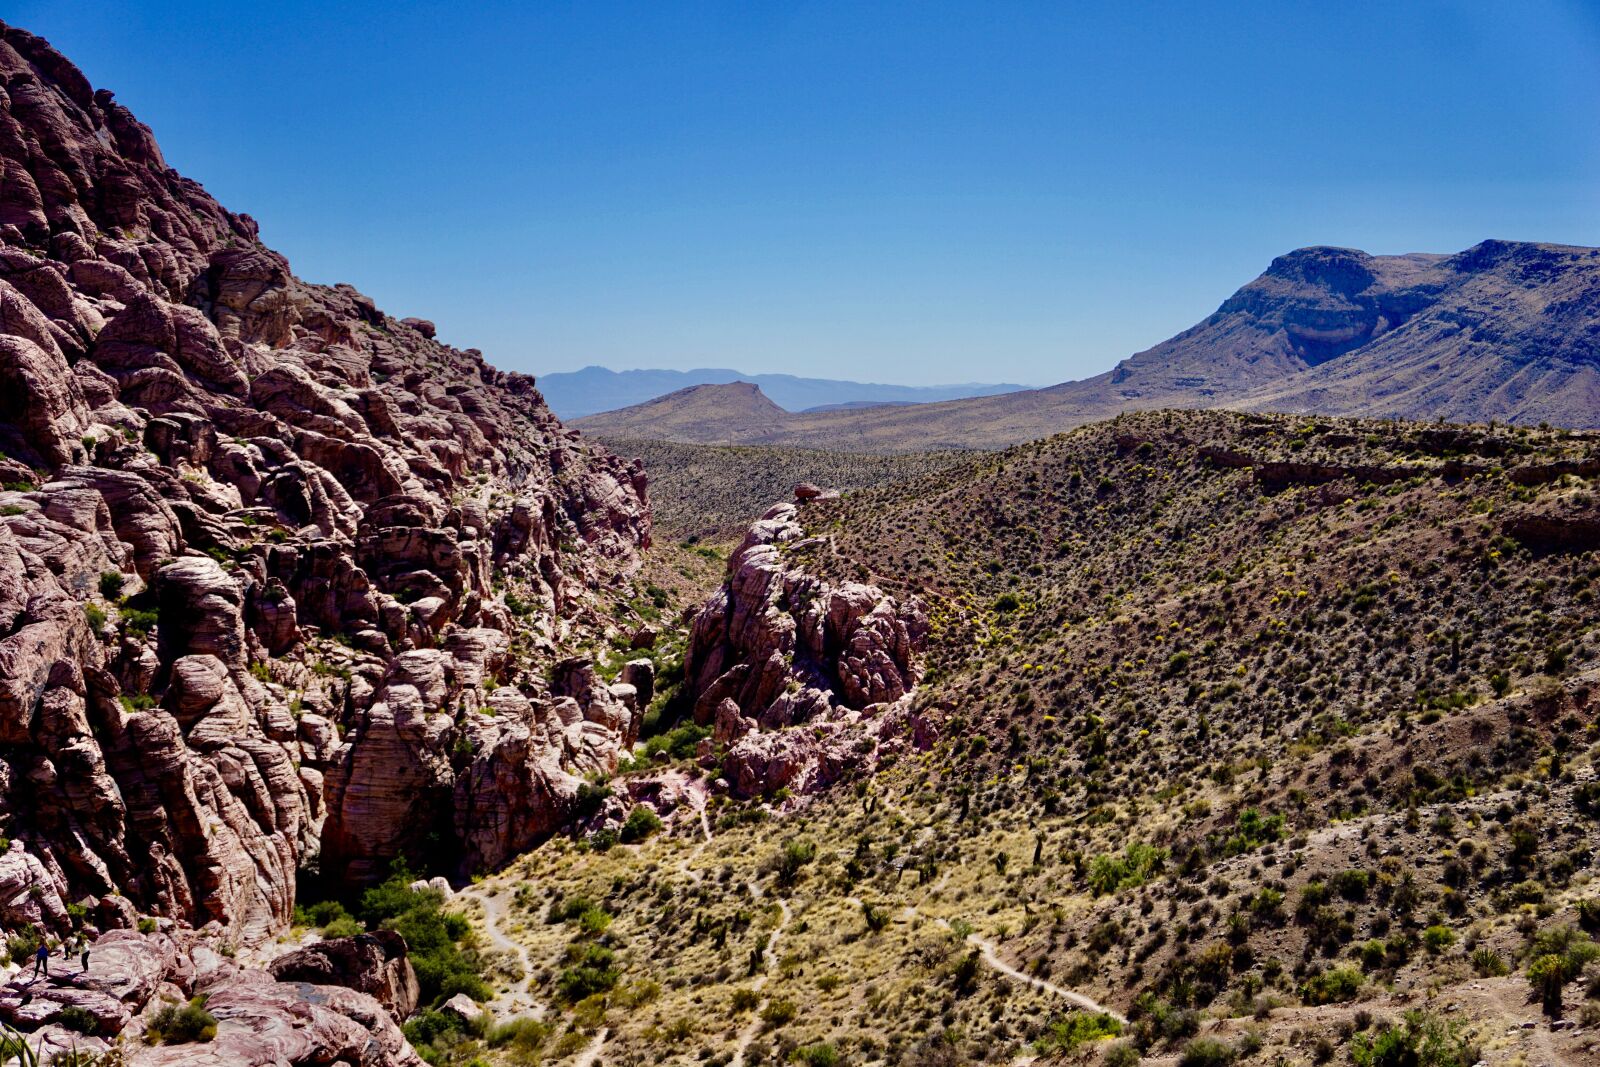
<box><xmin>538</xmin><ymin>364</ymin><xmax>1027</xmax><ymax>419</ymax></box>
<box><xmin>576</xmin><ymin>240</ymin><xmax>1600</xmax><ymax>451</ymax></box>
<box><xmin>0</xmin><ymin>6</ymin><xmax>655</xmax><ymax>992</ymax></box>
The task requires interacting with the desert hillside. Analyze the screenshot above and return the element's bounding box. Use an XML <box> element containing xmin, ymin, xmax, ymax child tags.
<box><xmin>443</xmin><ymin>409</ymin><xmax>1600</xmax><ymax>1066</ymax></box>
<box><xmin>2</xmin><ymin>14</ymin><xmax>1599</xmax><ymax>1067</ymax></box>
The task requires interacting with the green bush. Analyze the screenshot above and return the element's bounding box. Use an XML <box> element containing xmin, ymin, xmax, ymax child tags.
<box><xmin>55</xmin><ymin>1005</ymin><xmax>98</xmax><ymax>1035</ymax></box>
<box><xmin>1034</xmin><ymin>1012</ymin><xmax>1122</xmax><ymax>1054</ymax></box>
<box><xmin>1422</xmin><ymin>925</ymin><xmax>1456</xmax><ymax>954</ymax></box>
<box><xmin>556</xmin><ymin>942</ymin><xmax>619</xmax><ymax>1003</ymax></box>
<box><xmin>322</xmin><ymin>915</ymin><xmax>363</xmax><ymax>939</ymax></box>
<box><xmin>620</xmin><ymin>805</ymin><xmax>663</xmax><ymax>843</ymax></box>
<box><xmin>121</xmin><ymin>608</ymin><xmax>159</xmax><ymax>636</ymax></box>
<box><xmin>487</xmin><ymin>1016</ymin><xmax>552</xmax><ymax>1051</ymax></box>
<box><xmin>1350</xmin><ymin>1010</ymin><xmax>1477</xmax><ymax>1067</ymax></box>
<box><xmin>1087</xmin><ymin>842</ymin><xmax>1167</xmax><ymax>895</ymax></box>
<box><xmin>1103</xmin><ymin>1043</ymin><xmax>1141</xmax><ymax>1067</ymax></box>
<box><xmin>98</xmin><ymin>571</ymin><xmax>126</xmax><ymax>600</ymax></box>
<box><xmin>5</xmin><ymin>929</ymin><xmax>39</xmax><ymax>964</ymax></box>
<box><xmin>1332</xmin><ymin>868</ymin><xmax>1371</xmax><ymax>901</ymax></box>
<box><xmin>792</xmin><ymin>1044</ymin><xmax>840</xmax><ymax>1067</ymax></box>
<box><xmin>147</xmin><ymin>996</ymin><xmax>218</xmax><ymax>1044</ymax></box>
<box><xmin>761</xmin><ymin>997</ymin><xmax>797</xmax><ymax>1028</ymax></box>
<box><xmin>358</xmin><ymin>867</ymin><xmax>488</xmax><ymax>1006</ymax></box>
<box><xmin>1299</xmin><ymin>966</ymin><xmax>1362</xmax><ymax>1005</ymax></box>
<box><xmin>403</xmin><ymin>1006</ymin><xmax>486</xmax><ymax>1049</ymax></box>
<box><xmin>1177</xmin><ymin>1037</ymin><xmax>1234</xmax><ymax>1067</ymax></box>
<box><xmin>633</xmin><ymin>722</ymin><xmax>711</xmax><ymax>764</ymax></box>
<box><xmin>83</xmin><ymin>603</ymin><xmax>107</xmax><ymax>631</ymax></box>
<box><xmin>768</xmin><ymin>838</ymin><xmax>817</xmax><ymax>888</ymax></box>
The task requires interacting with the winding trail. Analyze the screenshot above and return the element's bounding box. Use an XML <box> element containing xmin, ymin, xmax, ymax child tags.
<box><xmin>457</xmin><ymin>883</ymin><xmax>546</xmax><ymax>1023</ymax></box>
<box><xmin>947</xmin><ymin>920</ymin><xmax>1127</xmax><ymax>1023</ymax></box>
<box><xmin>572</xmin><ymin>1027</ymin><xmax>609</xmax><ymax>1067</ymax></box>
<box><xmin>729</xmin><ymin>891</ymin><xmax>794</xmax><ymax>1067</ymax></box>
<box><xmin>876</xmin><ymin>788</ymin><xmax>1125</xmax><ymax>1023</ymax></box>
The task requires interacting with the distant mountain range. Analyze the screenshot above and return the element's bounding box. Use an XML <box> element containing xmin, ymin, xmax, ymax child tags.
<box><xmin>575</xmin><ymin>240</ymin><xmax>1600</xmax><ymax>451</ymax></box>
<box><xmin>534</xmin><ymin>365</ymin><xmax>1029</xmax><ymax>418</ymax></box>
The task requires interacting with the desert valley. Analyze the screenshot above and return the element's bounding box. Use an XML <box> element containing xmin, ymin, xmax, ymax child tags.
<box><xmin>0</xmin><ymin>12</ymin><xmax>1598</xmax><ymax>1067</ymax></box>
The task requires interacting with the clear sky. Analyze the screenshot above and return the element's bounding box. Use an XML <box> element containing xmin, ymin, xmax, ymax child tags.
<box><xmin>11</xmin><ymin>1</ymin><xmax>1600</xmax><ymax>386</ymax></box>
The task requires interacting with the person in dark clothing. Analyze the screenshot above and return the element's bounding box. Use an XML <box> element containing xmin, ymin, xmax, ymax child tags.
<box><xmin>79</xmin><ymin>939</ymin><xmax>89</xmax><ymax>973</ymax></box>
<box><xmin>32</xmin><ymin>943</ymin><xmax>48</xmax><ymax>978</ymax></box>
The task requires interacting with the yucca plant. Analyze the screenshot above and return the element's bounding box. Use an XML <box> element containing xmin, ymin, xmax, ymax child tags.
<box><xmin>0</xmin><ymin>1023</ymin><xmax>39</xmax><ymax>1067</ymax></box>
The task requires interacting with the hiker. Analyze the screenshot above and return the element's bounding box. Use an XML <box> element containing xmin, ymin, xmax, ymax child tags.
<box><xmin>32</xmin><ymin>942</ymin><xmax>48</xmax><ymax>978</ymax></box>
<box><xmin>79</xmin><ymin>937</ymin><xmax>89</xmax><ymax>973</ymax></box>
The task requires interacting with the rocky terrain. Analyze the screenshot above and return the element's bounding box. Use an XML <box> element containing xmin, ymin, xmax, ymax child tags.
<box><xmin>440</xmin><ymin>410</ymin><xmax>1600</xmax><ymax>1066</ymax></box>
<box><xmin>0</xmin><ymin>19</ymin><xmax>662</xmax><ymax>1063</ymax></box>
<box><xmin>5</xmin><ymin>15</ymin><xmax>1600</xmax><ymax>1067</ymax></box>
<box><xmin>576</xmin><ymin>242</ymin><xmax>1600</xmax><ymax>450</ymax></box>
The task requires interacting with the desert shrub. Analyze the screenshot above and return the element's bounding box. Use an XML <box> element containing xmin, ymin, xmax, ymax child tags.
<box><xmin>632</xmin><ymin>722</ymin><xmax>711</xmax><ymax>766</ymax></box>
<box><xmin>121</xmin><ymin>607</ymin><xmax>159</xmax><ymax>635</ymax></box>
<box><xmin>1103</xmin><ymin>1043</ymin><xmax>1140</xmax><ymax>1067</ymax></box>
<box><xmin>792</xmin><ymin>1044</ymin><xmax>840</xmax><ymax>1067</ymax></box>
<box><xmin>1422</xmin><ymin>925</ymin><xmax>1456</xmax><ymax>954</ymax></box>
<box><xmin>1349</xmin><ymin>1010</ymin><xmax>1477</xmax><ymax>1067</ymax></box>
<box><xmin>1299</xmin><ymin>966</ymin><xmax>1362</xmax><ymax>1005</ymax></box>
<box><xmin>1035</xmin><ymin>1012</ymin><xmax>1122</xmax><ymax>1054</ymax></box>
<box><xmin>98</xmin><ymin>571</ymin><xmax>125</xmax><ymax>600</ymax></box>
<box><xmin>1469</xmin><ymin>947</ymin><xmax>1507</xmax><ymax>976</ymax></box>
<box><xmin>1214</xmin><ymin>808</ymin><xmax>1284</xmax><ymax>856</ymax></box>
<box><xmin>83</xmin><ymin>603</ymin><xmax>106</xmax><ymax>631</ymax></box>
<box><xmin>55</xmin><ymin>1005</ymin><xmax>98</xmax><ymax>1035</ymax></box>
<box><xmin>5</xmin><ymin>929</ymin><xmax>39</xmax><ymax>964</ymax></box>
<box><xmin>1087</xmin><ymin>842</ymin><xmax>1167</xmax><ymax>895</ymax></box>
<box><xmin>557</xmin><ymin>943</ymin><xmax>619</xmax><ymax>1003</ymax></box>
<box><xmin>768</xmin><ymin>838</ymin><xmax>817</xmax><ymax>888</ymax></box>
<box><xmin>1177</xmin><ymin>1037</ymin><xmax>1234</xmax><ymax>1067</ymax></box>
<box><xmin>572</xmin><ymin>781</ymin><xmax>611</xmax><ymax>821</ymax></box>
<box><xmin>731</xmin><ymin>987</ymin><xmax>761</xmax><ymax>1012</ymax></box>
<box><xmin>322</xmin><ymin>916</ymin><xmax>362</xmax><ymax>939</ymax></box>
<box><xmin>1332</xmin><ymin>868</ymin><xmax>1371</xmax><ymax>901</ymax></box>
<box><xmin>147</xmin><ymin>996</ymin><xmax>218</xmax><ymax>1044</ymax></box>
<box><xmin>358</xmin><ymin>867</ymin><xmax>487</xmax><ymax>1005</ymax></box>
<box><xmin>761</xmin><ymin>997</ymin><xmax>797</xmax><ymax>1028</ymax></box>
<box><xmin>487</xmin><ymin>1015</ymin><xmax>552</xmax><ymax>1051</ymax></box>
<box><xmin>620</xmin><ymin>805</ymin><xmax>663</xmax><ymax>842</ymax></box>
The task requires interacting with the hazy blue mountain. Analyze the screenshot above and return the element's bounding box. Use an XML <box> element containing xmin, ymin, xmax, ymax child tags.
<box><xmin>535</xmin><ymin>365</ymin><xmax>1029</xmax><ymax>418</ymax></box>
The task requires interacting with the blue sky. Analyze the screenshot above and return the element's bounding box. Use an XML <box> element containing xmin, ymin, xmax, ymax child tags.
<box><xmin>12</xmin><ymin>1</ymin><xmax>1600</xmax><ymax>386</ymax></box>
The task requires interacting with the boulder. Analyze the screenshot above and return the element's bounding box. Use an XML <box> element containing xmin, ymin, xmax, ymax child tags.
<box><xmin>266</xmin><ymin>930</ymin><xmax>420</xmax><ymax>1019</ymax></box>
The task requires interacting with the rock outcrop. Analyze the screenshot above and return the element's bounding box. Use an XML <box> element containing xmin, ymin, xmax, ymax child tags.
<box><xmin>0</xmin><ymin>928</ymin><xmax>423</xmax><ymax>1066</ymax></box>
<box><xmin>0</xmin><ymin>12</ymin><xmax>651</xmax><ymax>969</ymax></box>
<box><xmin>684</xmin><ymin>503</ymin><xmax>931</xmax><ymax>796</ymax></box>
<box><xmin>267</xmin><ymin>929</ymin><xmax>421</xmax><ymax>1019</ymax></box>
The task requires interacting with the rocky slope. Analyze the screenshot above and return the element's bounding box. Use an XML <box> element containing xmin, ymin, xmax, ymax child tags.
<box><xmin>684</xmin><ymin>500</ymin><xmax>930</xmax><ymax>797</ymax></box>
<box><xmin>0</xmin><ymin>8</ymin><xmax>654</xmax><ymax>983</ymax></box>
<box><xmin>453</xmin><ymin>409</ymin><xmax>1600</xmax><ymax>1066</ymax></box>
<box><xmin>577</xmin><ymin>241</ymin><xmax>1600</xmax><ymax>451</ymax></box>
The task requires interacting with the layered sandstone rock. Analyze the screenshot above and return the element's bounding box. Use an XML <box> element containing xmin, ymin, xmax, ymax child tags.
<box><xmin>0</xmin><ymin>14</ymin><xmax>651</xmax><ymax>971</ymax></box>
<box><xmin>0</xmin><ymin>928</ymin><xmax>423</xmax><ymax>1065</ymax></box>
<box><xmin>684</xmin><ymin>503</ymin><xmax>931</xmax><ymax>796</ymax></box>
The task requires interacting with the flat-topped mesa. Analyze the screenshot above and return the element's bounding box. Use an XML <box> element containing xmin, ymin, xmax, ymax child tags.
<box><xmin>0</xmin><ymin>15</ymin><xmax>652</xmax><ymax>965</ymax></box>
<box><xmin>683</xmin><ymin>502</ymin><xmax>932</xmax><ymax>797</ymax></box>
